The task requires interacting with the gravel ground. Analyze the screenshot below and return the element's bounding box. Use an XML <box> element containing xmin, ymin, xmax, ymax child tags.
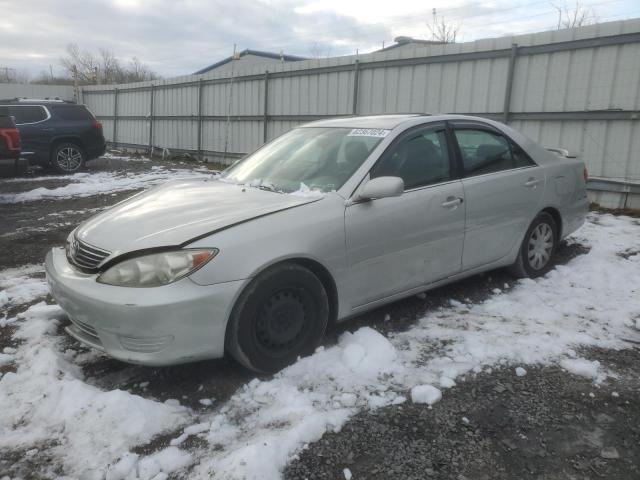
<box><xmin>285</xmin><ymin>348</ymin><xmax>640</xmax><ymax>480</ymax></box>
<box><xmin>1</xmin><ymin>154</ymin><xmax>639</xmax><ymax>479</ymax></box>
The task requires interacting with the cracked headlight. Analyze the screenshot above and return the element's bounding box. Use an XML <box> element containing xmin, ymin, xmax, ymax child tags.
<box><xmin>97</xmin><ymin>249</ymin><xmax>218</xmax><ymax>287</ymax></box>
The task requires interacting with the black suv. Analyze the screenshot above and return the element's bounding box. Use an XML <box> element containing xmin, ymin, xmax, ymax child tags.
<box><xmin>0</xmin><ymin>99</ymin><xmax>106</xmax><ymax>173</ymax></box>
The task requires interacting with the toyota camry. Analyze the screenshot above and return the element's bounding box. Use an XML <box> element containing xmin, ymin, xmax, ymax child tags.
<box><xmin>46</xmin><ymin>114</ymin><xmax>589</xmax><ymax>373</ymax></box>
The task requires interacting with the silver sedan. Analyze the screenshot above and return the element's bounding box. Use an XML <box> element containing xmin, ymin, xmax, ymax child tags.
<box><xmin>46</xmin><ymin>115</ymin><xmax>589</xmax><ymax>373</ymax></box>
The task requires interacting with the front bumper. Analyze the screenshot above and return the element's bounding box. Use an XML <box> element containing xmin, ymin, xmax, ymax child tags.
<box><xmin>45</xmin><ymin>247</ymin><xmax>244</xmax><ymax>366</ymax></box>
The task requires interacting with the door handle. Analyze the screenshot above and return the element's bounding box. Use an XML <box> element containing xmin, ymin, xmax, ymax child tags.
<box><xmin>441</xmin><ymin>196</ymin><xmax>463</xmax><ymax>209</ymax></box>
<box><xmin>525</xmin><ymin>178</ymin><xmax>540</xmax><ymax>188</ymax></box>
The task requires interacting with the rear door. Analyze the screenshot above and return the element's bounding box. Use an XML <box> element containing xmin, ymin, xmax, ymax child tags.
<box><xmin>345</xmin><ymin>123</ymin><xmax>466</xmax><ymax>308</ymax></box>
<box><xmin>450</xmin><ymin>121</ymin><xmax>544</xmax><ymax>270</ymax></box>
<box><xmin>6</xmin><ymin>105</ymin><xmax>51</xmax><ymax>160</ymax></box>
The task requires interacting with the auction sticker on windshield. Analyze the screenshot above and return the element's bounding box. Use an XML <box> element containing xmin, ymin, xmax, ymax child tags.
<box><xmin>348</xmin><ymin>128</ymin><xmax>390</xmax><ymax>138</ymax></box>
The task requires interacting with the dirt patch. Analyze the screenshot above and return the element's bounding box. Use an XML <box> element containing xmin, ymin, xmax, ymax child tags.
<box><xmin>590</xmin><ymin>202</ymin><xmax>640</xmax><ymax>219</ymax></box>
<box><xmin>285</xmin><ymin>347</ymin><xmax>640</xmax><ymax>480</ymax></box>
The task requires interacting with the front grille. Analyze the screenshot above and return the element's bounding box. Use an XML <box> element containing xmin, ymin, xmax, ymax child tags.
<box><xmin>68</xmin><ymin>237</ymin><xmax>111</xmax><ymax>271</ymax></box>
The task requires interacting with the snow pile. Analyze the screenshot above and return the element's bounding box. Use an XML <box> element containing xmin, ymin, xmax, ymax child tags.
<box><xmin>0</xmin><ymin>167</ymin><xmax>211</xmax><ymax>204</ymax></box>
<box><xmin>0</xmin><ymin>302</ymin><xmax>190</xmax><ymax>479</ymax></box>
<box><xmin>0</xmin><ymin>264</ymin><xmax>48</xmax><ymax>309</ymax></box>
<box><xmin>103</xmin><ymin>152</ymin><xmax>150</xmax><ymax>162</ymax></box>
<box><xmin>515</xmin><ymin>367</ymin><xmax>527</xmax><ymax>377</ymax></box>
<box><xmin>560</xmin><ymin>358</ymin><xmax>601</xmax><ymax>379</ymax></box>
<box><xmin>411</xmin><ymin>385</ymin><xmax>442</xmax><ymax>405</ymax></box>
<box><xmin>106</xmin><ymin>447</ymin><xmax>192</xmax><ymax>480</ymax></box>
<box><xmin>289</xmin><ymin>182</ymin><xmax>325</xmax><ymax>198</ymax></box>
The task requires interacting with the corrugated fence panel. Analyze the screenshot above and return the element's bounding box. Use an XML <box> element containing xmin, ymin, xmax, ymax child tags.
<box><xmin>154</xmin><ymin>119</ymin><xmax>198</xmax><ymax>150</ymax></box>
<box><xmin>154</xmin><ymin>85</ymin><xmax>198</xmax><ymax>116</ymax></box>
<box><xmin>116</xmin><ymin>119</ymin><xmax>148</xmax><ymax>145</ymax></box>
<box><xmin>70</xmin><ymin>18</ymin><xmax>640</xmax><ymax>205</ymax></box>
<box><xmin>118</xmin><ymin>89</ymin><xmax>150</xmax><ymax>116</ymax></box>
<box><xmin>84</xmin><ymin>91</ymin><xmax>114</xmax><ymax>117</ymax></box>
<box><xmin>0</xmin><ymin>83</ymin><xmax>75</xmax><ymax>101</ymax></box>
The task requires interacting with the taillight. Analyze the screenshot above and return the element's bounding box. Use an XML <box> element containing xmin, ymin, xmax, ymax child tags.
<box><xmin>583</xmin><ymin>167</ymin><xmax>589</xmax><ymax>182</ymax></box>
<box><xmin>95</xmin><ymin>121</ymin><xmax>103</xmax><ymax>130</ymax></box>
<box><xmin>0</xmin><ymin>128</ymin><xmax>20</xmax><ymax>152</ymax></box>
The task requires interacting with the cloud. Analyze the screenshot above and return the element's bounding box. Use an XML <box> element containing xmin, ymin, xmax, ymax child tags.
<box><xmin>0</xmin><ymin>0</ymin><xmax>637</xmax><ymax>79</ymax></box>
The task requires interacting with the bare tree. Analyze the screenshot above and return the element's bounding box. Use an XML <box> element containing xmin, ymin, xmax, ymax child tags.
<box><xmin>308</xmin><ymin>42</ymin><xmax>333</xmax><ymax>59</ymax></box>
<box><xmin>60</xmin><ymin>43</ymin><xmax>159</xmax><ymax>85</ymax></box>
<box><xmin>0</xmin><ymin>67</ymin><xmax>31</xmax><ymax>83</ymax></box>
<box><xmin>553</xmin><ymin>1</ymin><xmax>598</xmax><ymax>29</ymax></box>
<box><xmin>427</xmin><ymin>9</ymin><xmax>461</xmax><ymax>43</ymax></box>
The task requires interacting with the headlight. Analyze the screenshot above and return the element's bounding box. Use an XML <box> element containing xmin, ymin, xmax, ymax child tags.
<box><xmin>97</xmin><ymin>249</ymin><xmax>218</xmax><ymax>287</ymax></box>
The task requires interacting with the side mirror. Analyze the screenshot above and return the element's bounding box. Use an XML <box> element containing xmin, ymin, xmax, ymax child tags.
<box><xmin>352</xmin><ymin>176</ymin><xmax>404</xmax><ymax>203</ymax></box>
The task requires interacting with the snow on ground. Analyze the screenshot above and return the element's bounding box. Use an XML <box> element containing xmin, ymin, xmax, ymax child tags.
<box><xmin>0</xmin><ymin>264</ymin><xmax>48</xmax><ymax>311</ymax></box>
<box><xmin>0</xmin><ymin>302</ymin><xmax>191</xmax><ymax>480</ymax></box>
<box><xmin>0</xmin><ymin>166</ymin><xmax>212</xmax><ymax>204</ymax></box>
<box><xmin>1</xmin><ymin>213</ymin><xmax>639</xmax><ymax>479</ymax></box>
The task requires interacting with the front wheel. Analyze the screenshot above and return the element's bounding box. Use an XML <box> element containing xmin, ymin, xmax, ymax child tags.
<box><xmin>508</xmin><ymin>212</ymin><xmax>558</xmax><ymax>278</ymax></box>
<box><xmin>50</xmin><ymin>143</ymin><xmax>85</xmax><ymax>174</ymax></box>
<box><xmin>225</xmin><ymin>263</ymin><xmax>329</xmax><ymax>374</ymax></box>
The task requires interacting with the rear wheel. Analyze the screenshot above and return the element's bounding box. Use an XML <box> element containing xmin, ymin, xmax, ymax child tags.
<box><xmin>225</xmin><ymin>263</ymin><xmax>329</xmax><ymax>374</ymax></box>
<box><xmin>50</xmin><ymin>143</ymin><xmax>85</xmax><ymax>174</ymax></box>
<box><xmin>508</xmin><ymin>212</ymin><xmax>558</xmax><ymax>278</ymax></box>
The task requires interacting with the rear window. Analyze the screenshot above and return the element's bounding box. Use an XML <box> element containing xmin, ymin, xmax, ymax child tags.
<box><xmin>3</xmin><ymin>105</ymin><xmax>48</xmax><ymax>124</ymax></box>
<box><xmin>53</xmin><ymin>105</ymin><xmax>95</xmax><ymax>121</ymax></box>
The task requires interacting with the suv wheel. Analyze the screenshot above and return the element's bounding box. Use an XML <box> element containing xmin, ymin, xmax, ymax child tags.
<box><xmin>225</xmin><ymin>263</ymin><xmax>329</xmax><ymax>374</ymax></box>
<box><xmin>51</xmin><ymin>143</ymin><xmax>85</xmax><ymax>173</ymax></box>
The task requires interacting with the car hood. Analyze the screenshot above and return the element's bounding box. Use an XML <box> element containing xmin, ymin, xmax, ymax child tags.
<box><xmin>75</xmin><ymin>177</ymin><xmax>322</xmax><ymax>257</ymax></box>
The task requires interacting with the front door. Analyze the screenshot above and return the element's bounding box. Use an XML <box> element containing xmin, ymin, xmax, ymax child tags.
<box><xmin>345</xmin><ymin>123</ymin><xmax>466</xmax><ymax>308</ymax></box>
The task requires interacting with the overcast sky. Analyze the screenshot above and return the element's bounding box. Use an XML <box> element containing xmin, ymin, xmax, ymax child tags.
<box><xmin>1</xmin><ymin>0</ymin><xmax>639</xmax><ymax>79</ymax></box>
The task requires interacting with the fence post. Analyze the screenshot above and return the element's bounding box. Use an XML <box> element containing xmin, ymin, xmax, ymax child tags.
<box><xmin>197</xmin><ymin>78</ymin><xmax>203</xmax><ymax>160</ymax></box>
<box><xmin>352</xmin><ymin>60</ymin><xmax>360</xmax><ymax>115</ymax></box>
<box><xmin>263</xmin><ymin>70</ymin><xmax>269</xmax><ymax>143</ymax></box>
<box><xmin>113</xmin><ymin>88</ymin><xmax>119</xmax><ymax>146</ymax></box>
<box><xmin>502</xmin><ymin>43</ymin><xmax>518</xmax><ymax>124</ymax></box>
<box><xmin>148</xmin><ymin>84</ymin><xmax>155</xmax><ymax>154</ymax></box>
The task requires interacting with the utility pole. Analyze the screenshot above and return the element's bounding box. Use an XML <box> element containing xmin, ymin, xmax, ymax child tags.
<box><xmin>72</xmin><ymin>65</ymin><xmax>79</xmax><ymax>103</ymax></box>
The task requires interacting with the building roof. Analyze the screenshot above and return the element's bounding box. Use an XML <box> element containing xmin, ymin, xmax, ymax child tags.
<box><xmin>194</xmin><ymin>49</ymin><xmax>308</xmax><ymax>75</ymax></box>
<box><xmin>377</xmin><ymin>36</ymin><xmax>446</xmax><ymax>52</ymax></box>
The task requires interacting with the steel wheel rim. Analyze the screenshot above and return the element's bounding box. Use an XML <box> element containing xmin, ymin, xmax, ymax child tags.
<box><xmin>255</xmin><ymin>288</ymin><xmax>309</xmax><ymax>355</ymax></box>
<box><xmin>56</xmin><ymin>147</ymin><xmax>82</xmax><ymax>171</ymax></box>
<box><xmin>528</xmin><ymin>222</ymin><xmax>553</xmax><ymax>270</ymax></box>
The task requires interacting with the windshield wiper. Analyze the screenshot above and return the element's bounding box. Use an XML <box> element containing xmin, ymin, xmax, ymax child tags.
<box><xmin>252</xmin><ymin>183</ymin><xmax>283</xmax><ymax>194</ymax></box>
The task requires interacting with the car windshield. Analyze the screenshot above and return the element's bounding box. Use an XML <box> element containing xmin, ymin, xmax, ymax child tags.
<box><xmin>221</xmin><ymin>127</ymin><xmax>387</xmax><ymax>193</ymax></box>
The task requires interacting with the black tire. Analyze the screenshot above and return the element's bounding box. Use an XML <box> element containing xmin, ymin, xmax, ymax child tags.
<box><xmin>225</xmin><ymin>263</ymin><xmax>329</xmax><ymax>374</ymax></box>
<box><xmin>508</xmin><ymin>212</ymin><xmax>558</xmax><ymax>279</ymax></box>
<box><xmin>50</xmin><ymin>142</ymin><xmax>85</xmax><ymax>174</ymax></box>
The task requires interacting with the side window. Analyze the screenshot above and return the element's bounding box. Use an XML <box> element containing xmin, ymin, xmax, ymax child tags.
<box><xmin>371</xmin><ymin>128</ymin><xmax>451</xmax><ymax>190</ymax></box>
<box><xmin>54</xmin><ymin>105</ymin><xmax>95</xmax><ymax>121</ymax></box>
<box><xmin>8</xmin><ymin>106</ymin><xmax>47</xmax><ymax>125</ymax></box>
<box><xmin>454</xmin><ymin>128</ymin><xmax>535</xmax><ymax>177</ymax></box>
<box><xmin>510</xmin><ymin>140</ymin><xmax>536</xmax><ymax>168</ymax></box>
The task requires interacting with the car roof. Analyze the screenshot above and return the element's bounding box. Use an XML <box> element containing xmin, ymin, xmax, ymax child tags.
<box><xmin>301</xmin><ymin>114</ymin><xmax>505</xmax><ymax>130</ymax></box>
<box><xmin>0</xmin><ymin>99</ymin><xmax>78</xmax><ymax>106</ymax></box>
<box><xmin>302</xmin><ymin>114</ymin><xmax>423</xmax><ymax>129</ymax></box>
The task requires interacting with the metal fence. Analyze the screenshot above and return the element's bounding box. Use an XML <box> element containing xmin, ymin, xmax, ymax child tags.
<box><xmin>0</xmin><ymin>83</ymin><xmax>75</xmax><ymax>101</ymax></box>
<box><xmin>20</xmin><ymin>19</ymin><xmax>640</xmax><ymax>208</ymax></box>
